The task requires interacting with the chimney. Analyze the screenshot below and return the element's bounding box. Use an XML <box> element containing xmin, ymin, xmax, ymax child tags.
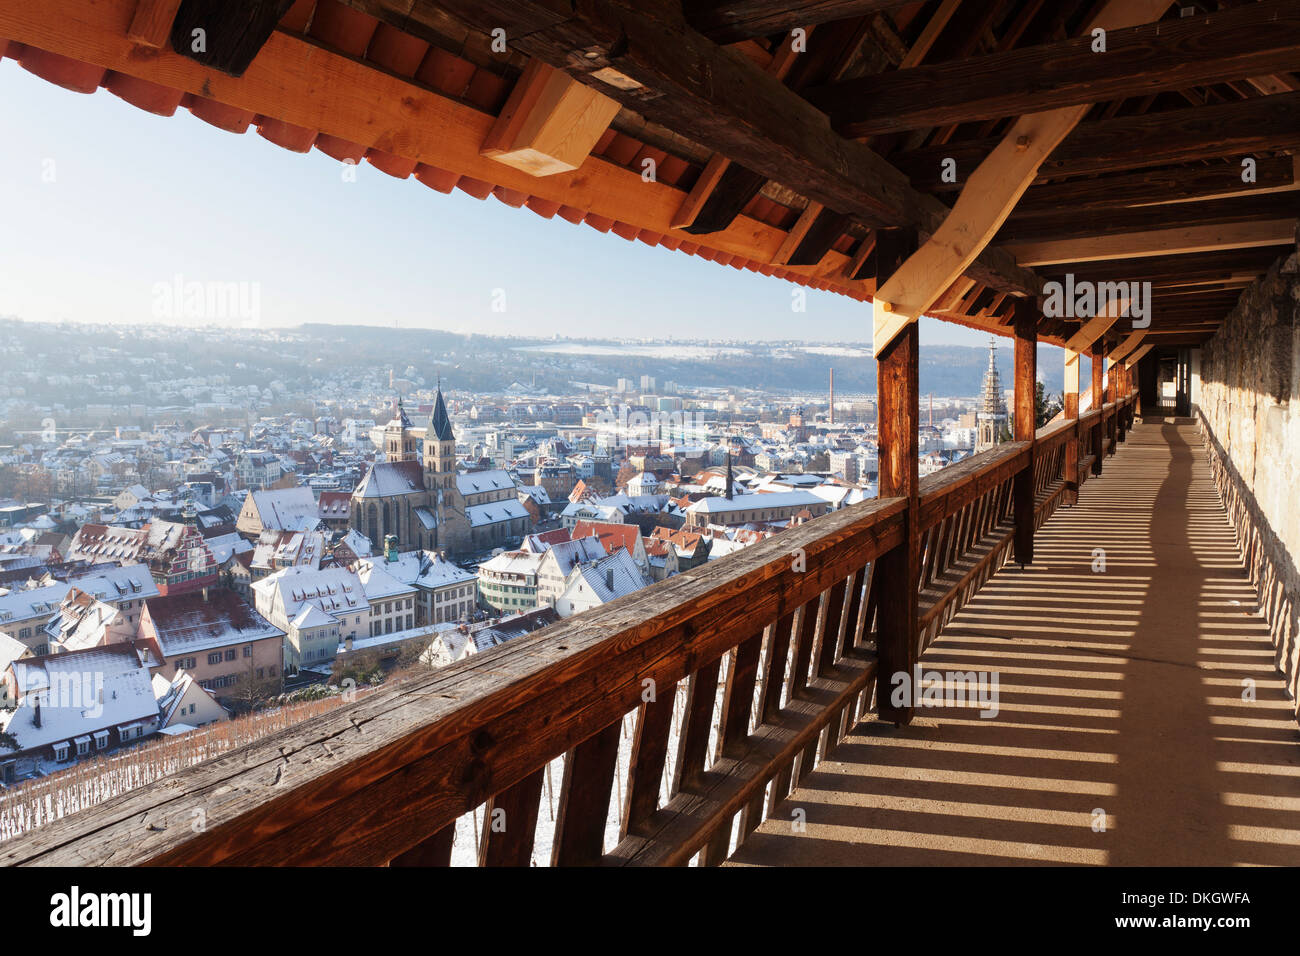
<box><xmin>33</xmin><ymin>696</ymin><xmax>40</xmax><ymax>729</ymax></box>
<box><xmin>345</xmin><ymin>636</ymin><xmax>354</xmax><ymax>652</ymax></box>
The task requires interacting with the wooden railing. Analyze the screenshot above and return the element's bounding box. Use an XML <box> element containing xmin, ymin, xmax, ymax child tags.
<box><xmin>2</xmin><ymin>393</ymin><xmax>1138</xmax><ymax>867</ymax></box>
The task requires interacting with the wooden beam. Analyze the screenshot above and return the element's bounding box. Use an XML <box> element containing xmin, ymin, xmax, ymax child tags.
<box><xmin>126</xmin><ymin>0</ymin><xmax>182</xmax><ymax>48</ymax></box>
<box><xmin>998</xmin><ymin>192</ymin><xmax>1300</xmax><ymax>244</ymax></box>
<box><xmin>1110</xmin><ymin>330</ymin><xmax>1148</xmax><ymax>363</ymax></box>
<box><xmin>1063</xmin><ymin>347</ymin><xmax>1080</xmax><ymax>505</ymax></box>
<box><xmin>670</xmin><ymin>29</ymin><xmax>808</xmax><ymax>231</ymax></box>
<box><xmin>898</xmin><ymin>0</ymin><xmax>961</xmax><ymax>69</ymax></box>
<box><xmin>1013</xmin><ymin>156</ymin><xmax>1299</xmax><ymax>216</ymax></box>
<box><xmin>897</xmin><ymin>91</ymin><xmax>1300</xmax><ymax>191</ymax></box>
<box><xmin>1065</xmin><ymin>310</ymin><xmax>1124</xmax><ymax>352</ymax></box>
<box><xmin>1005</xmin><ymin>218</ymin><xmax>1298</xmax><ymax>265</ymax></box>
<box><xmin>684</xmin><ymin>0</ymin><xmax>914</xmax><ymax>44</ymax></box>
<box><xmin>809</xmin><ymin>1</ymin><xmax>1300</xmax><ymax>136</ymax></box>
<box><xmin>1039</xmin><ymin>247</ymin><xmax>1290</xmax><ymax>287</ymax></box>
<box><xmin>1013</xmin><ymin>298</ymin><xmax>1037</xmax><ymax>566</ymax></box>
<box><xmin>864</xmin><ymin>0</ymin><xmax>1170</xmax><ymax>351</ymax></box>
<box><xmin>772</xmin><ymin>201</ymin><xmax>823</xmax><ymax>265</ymax></box>
<box><xmin>169</xmin><ymin>0</ymin><xmax>292</xmax><ymax>78</ymax></box>
<box><xmin>788</xmin><ymin>208</ymin><xmax>853</xmax><ymax>267</ymax></box>
<box><xmin>1125</xmin><ymin>343</ymin><xmax>1155</xmax><ymax>369</ymax></box>
<box><xmin>392</xmin><ymin>0</ymin><xmax>1042</xmax><ymax>298</ymax></box>
<box><xmin>1091</xmin><ymin>339</ymin><xmax>1105</xmax><ymax>476</ymax></box>
<box><xmin>873</xmin><ymin>228</ymin><xmax>919</xmax><ymax>726</ymax></box>
<box><xmin>481</xmin><ymin>59</ymin><xmax>621</xmax><ymax>176</ymax></box>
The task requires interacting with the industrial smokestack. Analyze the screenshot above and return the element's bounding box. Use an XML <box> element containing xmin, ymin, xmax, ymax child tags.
<box><xmin>828</xmin><ymin>368</ymin><xmax>834</xmax><ymax>426</ymax></box>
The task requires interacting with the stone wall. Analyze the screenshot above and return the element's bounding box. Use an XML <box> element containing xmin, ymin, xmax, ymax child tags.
<box><xmin>1199</xmin><ymin>240</ymin><xmax>1300</xmax><ymax>710</ymax></box>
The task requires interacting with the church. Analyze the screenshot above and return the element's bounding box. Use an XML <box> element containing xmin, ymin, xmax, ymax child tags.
<box><xmin>349</xmin><ymin>390</ymin><xmax>531</xmax><ymax>558</ymax></box>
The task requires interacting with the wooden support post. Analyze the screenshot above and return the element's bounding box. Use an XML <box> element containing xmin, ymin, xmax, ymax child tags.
<box><xmin>873</xmin><ymin>228</ymin><xmax>919</xmax><ymax>726</ymax></box>
<box><xmin>1013</xmin><ymin>299</ymin><xmax>1037</xmax><ymax>566</ymax></box>
<box><xmin>1091</xmin><ymin>340</ymin><xmax>1105</xmax><ymax>476</ymax></box>
<box><xmin>1064</xmin><ymin>347</ymin><xmax>1081</xmax><ymax>505</ymax></box>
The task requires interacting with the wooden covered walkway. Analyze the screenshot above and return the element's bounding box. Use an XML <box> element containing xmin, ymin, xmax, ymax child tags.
<box><xmin>730</xmin><ymin>421</ymin><xmax>1300</xmax><ymax>866</ymax></box>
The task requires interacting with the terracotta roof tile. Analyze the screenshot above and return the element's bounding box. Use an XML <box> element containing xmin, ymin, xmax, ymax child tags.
<box><xmin>611</xmin><ymin>220</ymin><xmax>639</xmax><ymax>241</ymax></box>
<box><xmin>367</xmin><ymin>23</ymin><xmax>429</xmax><ymax>76</ymax></box>
<box><xmin>366</xmin><ymin>147</ymin><xmax>417</xmax><ymax>178</ymax></box>
<box><xmin>308</xmin><ymin>1</ymin><xmax>380</xmax><ymax>57</ymax></box>
<box><xmin>455</xmin><ymin>175</ymin><xmax>493</xmax><ymax>200</ymax></box>
<box><xmin>19</xmin><ymin>47</ymin><xmax>104</xmax><ymax>93</ymax></box>
<box><xmin>584</xmin><ymin>213</ymin><xmax>614</xmax><ymax>233</ymax></box>
<box><xmin>557</xmin><ymin>204</ymin><xmax>586</xmax><ymax>224</ymax></box>
<box><xmin>187</xmin><ymin>95</ymin><xmax>255</xmax><ymax>133</ymax></box>
<box><xmin>603</xmin><ymin>132</ymin><xmax>641</xmax><ymax>167</ymax></box>
<box><xmin>657</xmin><ymin>154</ymin><xmax>691</xmax><ymax>187</ymax></box>
<box><xmin>525</xmin><ymin>197</ymin><xmax>561</xmax><ymax>218</ymax></box>
<box><xmin>278</xmin><ymin>0</ymin><xmax>316</xmax><ymax>34</ymax></box>
<box><xmin>493</xmin><ymin>185</ymin><xmax>529</xmax><ymax>208</ymax></box>
<box><xmin>257</xmin><ymin>117</ymin><xmax>317</xmax><ymax>152</ymax></box>
<box><xmin>415</xmin><ymin>163</ymin><xmax>460</xmax><ymax>193</ymax></box>
<box><xmin>464</xmin><ymin>68</ymin><xmax>509</xmax><ymax>110</ymax></box>
<box><xmin>418</xmin><ymin>47</ymin><xmax>475</xmax><ymax>96</ymax></box>
<box><xmin>316</xmin><ymin>132</ymin><xmax>367</xmax><ymax>163</ymax></box>
<box><xmin>105</xmin><ymin>72</ymin><xmax>183</xmax><ymax>115</ymax></box>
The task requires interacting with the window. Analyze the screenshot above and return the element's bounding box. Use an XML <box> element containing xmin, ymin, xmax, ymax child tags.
<box><xmin>208</xmin><ymin>652</ymin><xmax>222</xmax><ymax>665</ymax></box>
<box><xmin>243</xmin><ymin>645</ymin><xmax>252</xmax><ymax>658</ymax></box>
<box><xmin>53</xmin><ymin>743</ymin><xmax>69</xmax><ymax>761</ymax></box>
<box><xmin>188</xmin><ymin>703</ymin><xmax>196</xmax><ymax>714</ymax></box>
<box><xmin>224</xmin><ymin>648</ymin><xmax>236</xmax><ymax>661</ymax></box>
<box><xmin>76</xmin><ymin>739</ymin><xmax>90</xmax><ymax>756</ymax></box>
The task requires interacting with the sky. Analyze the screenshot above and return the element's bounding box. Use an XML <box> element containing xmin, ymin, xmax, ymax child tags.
<box><xmin>1</xmin><ymin>59</ymin><xmax>1008</xmax><ymax>349</ymax></box>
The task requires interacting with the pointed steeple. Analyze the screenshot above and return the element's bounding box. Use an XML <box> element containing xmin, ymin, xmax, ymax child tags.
<box><xmin>725</xmin><ymin>450</ymin><xmax>734</xmax><ymax>501</ymax></box>
<box><xmin>429</xmin><ymin>387</ymin><xmax>455</xmax><ymax>442</ymax></box>
<box><xmin>396</xmin><ymin>397</ymin><xmax>413</xmax><ymax>429</ymax></box>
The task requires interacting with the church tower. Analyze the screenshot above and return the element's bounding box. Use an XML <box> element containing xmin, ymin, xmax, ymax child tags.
<box><xmin>975</xmin><ymin>338</ymin><xmax>1008</xmax><ymax>454</ymax></box>
<box><xmin>423</xmin><ymin>387</ymin><xmax>457</xmax><ymax>492</ymax></box>
<box><xmin>384</xmin><ymin>400</ymin><xmax>416</xmax><ymax>461</ymax></box>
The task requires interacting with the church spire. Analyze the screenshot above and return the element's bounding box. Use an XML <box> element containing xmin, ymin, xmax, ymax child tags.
<box><xmin>429</xmin><ymin>386</ymin><xmax>455</xmax><ymax>443</ymax></box>
<box><xmin>725</xmin><ymin>449</ymin><xmax>734</xmax><ymax>500</ymax></box>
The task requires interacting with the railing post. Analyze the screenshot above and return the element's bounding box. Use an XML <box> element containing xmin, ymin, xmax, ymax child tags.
<box><xmin>1013</xmin><ymin>298</ymin><xmax>1037</xmax><ymax>566</ymax></box>
<box><xmin>873</xmin><ymin>228</ymin><xmax>918</xmax><ymax>727</ymax></box>
<box><xmin>1090</xmin><ymin>340</ymin><xmax>1105</xmax><ymax>476</ymax></box>
<box><xmin>1064</xmin><ymin>347</ymin><xmax>1081</xmax><ymax>505</ymax></box>
<box><xmin>1114</xmin><ymin>360</ymin><xmax>1128</xmax><ymax>443</ymax></box>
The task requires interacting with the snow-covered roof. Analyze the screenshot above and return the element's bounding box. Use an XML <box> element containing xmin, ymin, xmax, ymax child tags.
<box><xmin>687</xmin><ymin>490</ymin><xmax>825</xmax><ymax>514</ymax></box>
<box><xmin>145</xmin><ymin>588</ymin><xmax>284</xmax><ymax>657</ymax></box>
<box><xmin>466</xmin><ymin>499</ymin><xmax>530</xmax><ymax>528</ymax></box>
<box><xmin>563</xmin><ymin>549</ymin><xmax>644</xmax><ymax>604</ymax></box>
<box><xmin>363</xmin><ymin>551</ymin><xmax>476</xmax><ymax>591</ymax></box>
<box><xmin>353</xmin><ymin>460</ymin><xmax>425</xmax><ymax>499</ymax></box>
<box><xmin>2</xmin><ymin>645</ymin><xmax>158</xmax><ymax>753</ymax></box>
<box><xmin>456</xmin><ymin>469</ymin><xmax>516</xmax><ymax>496</ymax></box>
<box><xmin>248</xmin><ymin>487</ymin><xmax>320</xmax><ymax>532</ymax></box>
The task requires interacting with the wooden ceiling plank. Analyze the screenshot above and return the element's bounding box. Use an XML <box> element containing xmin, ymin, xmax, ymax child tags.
<box><xmin>900</xmin><ymin>91</ymin><xmax>1300</xmax><ymax>190</ymax></box>
<box><xmin>1006</xmin><ymin>219</ymin><xmax>1298</xmax><ymax>265</ymax></box>
<box><xmin>685</xmin><ymin>0</ymin><xmax>915</xmax><ymax>44</ymax></box>
<box><xmin>811</xmin><ymin>1</ymin><xmax>1300</xmax><ymax>136</ymax></box>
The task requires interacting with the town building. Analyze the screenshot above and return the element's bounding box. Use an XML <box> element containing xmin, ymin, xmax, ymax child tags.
<box><xmin>66</xmin><ymin>520</ymin><xmax>218</xmax><ymax>596</ymax></box>
<box><xmin>138</xmin><ymin>587</ymin><xmax>284</xmax><ymax>702</ymax></box>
